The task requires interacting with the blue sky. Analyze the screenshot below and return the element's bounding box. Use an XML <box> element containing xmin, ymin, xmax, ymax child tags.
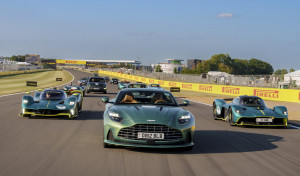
<box><xmin>0</xmin><ymin>0</ymin><xmax>299</xmax><ymax>70</ymax></box>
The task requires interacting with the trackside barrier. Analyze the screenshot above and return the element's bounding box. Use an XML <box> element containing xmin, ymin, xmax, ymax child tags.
<box><xmin>98</xmin><ymin>70</ymin><xmax>300</xmax><ymax>103</ymax></box>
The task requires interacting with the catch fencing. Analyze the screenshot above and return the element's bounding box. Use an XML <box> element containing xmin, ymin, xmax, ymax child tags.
<box><xmin>102</xmin><ymin>68</ymin><xmax>282</xmax><ymax>88</ymax></box>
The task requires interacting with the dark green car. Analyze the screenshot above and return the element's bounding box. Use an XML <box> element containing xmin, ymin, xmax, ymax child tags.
<box><xmin>102</xmin><ymin>88</ymin><xmax>195</xmax><ymax>150</ymax></box>
<box><xmin>20</xmin><ymin>89</ymin><xmax>82</xmax><ymax>119</ymax></box>
<box><xmin>213</xmin><ymin>95</ymin><xmax>288</xmax><ymax>127</ymax></box>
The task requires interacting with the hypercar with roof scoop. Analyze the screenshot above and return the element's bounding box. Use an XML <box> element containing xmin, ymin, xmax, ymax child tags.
<box><xmin>63</xmin><ymin>85</ymin><xmax>86</xmax><ymax>96</ymax></box>
<box><xmin>20</xmin><ymin>89</ymin><xmax>82</xmax><ymax>119</ymax></box>
<box><xmin>213</xmin><ymin>95</ymin><xmax>288</xmax><ymax>127</ymax></box>
<box><xmin>148</xmin><ymin>84</ymin><xmax>164</xmax><ymax>90</ymax></box>
<box><xmin>101</xmin><ymin>88</ymin><xmax>194</xmax><ymax>150</ymax></box>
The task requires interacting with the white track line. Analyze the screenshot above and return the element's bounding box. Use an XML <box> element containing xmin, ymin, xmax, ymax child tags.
<box><xmin>179</xmin><ymin>98</ymin><xmax>213</xmax><ymax>107</ymax></box>
<box><xmin>180</xmin><ymin>98</ymin><xmax>300</xmax><ymax>129</ymax></box>
<box><xmin>0</xmin><ymin>71</ymin><xmax>74</xmax><ymax>98</ymax></box>
<box><xmin>289</xmin><ymin>125</ymin><xmax>300</xmax><ymax>129</ymax></box>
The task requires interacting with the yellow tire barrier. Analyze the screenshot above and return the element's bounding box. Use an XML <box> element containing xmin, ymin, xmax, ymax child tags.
<box><xmin>98</xmin><ymin>70</ymin><xmax>300</xmax><ymax>103</ymax></box>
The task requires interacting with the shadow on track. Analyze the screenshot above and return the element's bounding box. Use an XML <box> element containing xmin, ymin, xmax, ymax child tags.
<box><xmin>114</xmin><ymin>130</ymin><xmax>283</xmax><ymax>154</ymax></box>
<box><xmin>25</xmin><ymin>110</ymin><xmax>103</xmax><ymax>120</ymax></box>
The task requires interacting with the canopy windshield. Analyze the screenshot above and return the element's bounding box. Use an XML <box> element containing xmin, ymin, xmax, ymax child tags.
<box><xmin>115</xmin><ymin>91</ymin><xmax>177</xmax><ymax>106</ymax></box>
<box><xmin>40</xmin><ymin>90</ymin><xmax>66</xmax><ymax>100</ymax></box>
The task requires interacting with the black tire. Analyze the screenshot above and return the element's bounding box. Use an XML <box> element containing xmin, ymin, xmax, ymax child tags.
<box><xmin>103</xmin><ymin>132</ymin><xmax>110</xmax><ymax>148</ymax></box>
<box><xmin>183</xmin><ymin>145</ymin><xmax>193</xmax><ymax>151</ymax></box>
<box><xmin>213</xmin><ymin>103</ymin><xmax>218</xmax><ymax>120</ymax></box>
<box><xmin>22</xmin><ymin>114</ymin><xmax>31</xmax><ymax>117</ymax></box>
<box><xmin>228</xmin><ymin>108</ymin><xmax>235</xmax><ymax>126</ymax></box>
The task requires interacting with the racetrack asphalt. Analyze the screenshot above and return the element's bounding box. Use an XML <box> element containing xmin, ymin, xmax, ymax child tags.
<box><xmin>0</xmin><ymin>69</ymin><xmax>300</xmax><ymax>176</ymax></box>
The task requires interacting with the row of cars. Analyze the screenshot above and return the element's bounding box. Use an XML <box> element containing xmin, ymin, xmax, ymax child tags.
<box><xmin>20</xmin><ymin>74</ymin><xmax>289</xmax><ymax>151</ymax></box>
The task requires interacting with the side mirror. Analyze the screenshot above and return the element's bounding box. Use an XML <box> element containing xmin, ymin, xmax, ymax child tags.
<box><xmin>182</xmin><ymin>100</ymin><xmax>190</xmax><ymax>106</ymax></box>
<box><xmin>26</xmin><ymin>92</ymin><xmax>31</xmax><ymax>94</ymax></box>
<box><xmin>102</xmin><ymin>97</ymin><xmax>109</xmax><ymax>103</ymax></box>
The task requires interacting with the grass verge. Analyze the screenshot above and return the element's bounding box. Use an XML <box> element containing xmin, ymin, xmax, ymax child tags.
<box><xmin>0</xmin><ymin>70</ymin><xmax>73</xmax><ymax>96</ymax></box>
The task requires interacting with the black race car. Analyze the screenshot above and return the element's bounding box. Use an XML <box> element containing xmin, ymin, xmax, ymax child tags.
<box><xmin>110</xmin><ymin>78</ymin><xmax>119</xmax><ymax>84</ymax></box>
<box><xmin>86</xmin><ymin>77</ymin><xmax>107</xmax><ymax>94</ymax></box>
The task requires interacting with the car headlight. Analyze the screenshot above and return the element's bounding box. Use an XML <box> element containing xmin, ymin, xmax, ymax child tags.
<box><xmin>283</xmin><ymin>111</ymin><xmax>288</xmax><ymax>115</ymax></box>
<box><xmin>23</xmin><ymin>99</ymin><xmax>28</xmax><ymax>104</ymax></box>
<box><xmin>108</xmin><ymin>111</ymin><xmax>123</xmax><ymax>123</ymax></box>
<box><xmin>235</xmin><ymin>109</ymin><xmax>240</xmax><ymax>114</ymax></box>
<box><xmin>178</xmin><ymin>114</ymin><xmax>191</xmax><ymax>125</ymax></box>
<box><xmin>69</xmin><ymin>101</ymin><xmax>75</xmax><ymax>106</ymax></box>
<box><xmin>56</xmin><ymin>105</ymin><xmax>66</xmax><ymax>110</ymax></box>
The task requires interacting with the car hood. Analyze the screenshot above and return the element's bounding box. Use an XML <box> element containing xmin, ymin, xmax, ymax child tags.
<box><xmin>240</xmin><ymin>106</ymin><xmax>275</xmax><ymax>117</ymax></box>
<box><xmin>109</xmin><ymin>105</ymin><xmax>189</xmax><ymax>126</ymax></box>
<box><xmin>30</xmin><ymin>100</ymin><xmax>66</xmax><ymax>110</ymax></box>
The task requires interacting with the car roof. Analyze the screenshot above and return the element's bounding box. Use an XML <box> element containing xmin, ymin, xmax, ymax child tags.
<box><xmin>238</xmin><ymin>95</ymin><xmax>261</xmax><ymax>99</ymax></box>
<box><xmin>89</xmin><ymin>76</ymin><xmax>104</xmax><ymax>78</ymax></box>
<box><xmin>43</xmin><ymin>89</ymin><xmax>65</xmax><ymax>92</ymax></box>
<box><xmin>128</xmin><ymin>83</ymin><xmax>147</xmax><ymax>85</ymax></box>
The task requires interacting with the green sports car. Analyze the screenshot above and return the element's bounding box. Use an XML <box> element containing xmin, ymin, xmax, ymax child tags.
<box><xmin>213</xmin><ymin>95</ymin><xmax>288</xmax><ymax>127</ymax></box>
<box><xmin>102</xmin><ymin>88</ymin><xmax>195</xmax><ymax>150</ymax></box>
<box><xmin>63</xmin><ymin>85</ymin><xmax>86</xmax><ymax>96</ymax></box>
<box><xmin>20</xmin><ymin>89</ymin><xmax>82</xmax><ymax>119</ymax></box>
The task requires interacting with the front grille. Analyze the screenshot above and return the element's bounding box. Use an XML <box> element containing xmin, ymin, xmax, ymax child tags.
<box><xmin>26</xmin><ymin>109</ymin><xmax>69</xmax><ymax>115</ymax></box>
<box><xmin>118</xmin><ymin>124</ymin><xmax>183</xmax><ymax>141</ymax></box>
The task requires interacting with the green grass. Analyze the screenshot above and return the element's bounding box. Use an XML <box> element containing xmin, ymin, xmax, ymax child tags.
<box><xmin>0</xmin><ymin>70</ymin><xmax>73</xmax><ymax>95</ymax></box>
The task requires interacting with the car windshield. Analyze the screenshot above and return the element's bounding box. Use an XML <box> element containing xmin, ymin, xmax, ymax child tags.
<box><xmin>115</xmin><ymin>91</ymin><xmax>177</xmax><ymax>106</ymax></box>
<box><xmin>40</xmin><ymin>90</ymin><xmax>66</xmax><ymax>100</ymax></box>
<box><xmin>241</xmin><ymin>97</ymin><xmax>266</xmax><ymax>107</ymax></box>
<box><xmin>64</xmin><ymin>86</ymin><xmax>80</xmax><ymax>90</ymax></box>
<box><xmin>89</xmin><ymin>78</ymin><xmax>105</xmax><ymax>83</ymax></box>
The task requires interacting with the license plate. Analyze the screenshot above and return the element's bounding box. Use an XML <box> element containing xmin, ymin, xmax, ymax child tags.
<box><xmin>256</xmin><ymin>118</ymin><xmax>272</xmax><ymax>123</ymax></box>
<box><xmin>137</xmin><ymin>132</ymin><xmax>164</xmax><ymax>139</ymax></box>
<box><xmin>94</xmin><ymin>88</ymin><xmax>100</xmax><ymax>90</ymax></box>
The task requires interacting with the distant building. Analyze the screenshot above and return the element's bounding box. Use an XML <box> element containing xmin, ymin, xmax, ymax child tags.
<box><xmin>284</xmin><ymin>70</ymin><xmax>300</xmax><ymax>86</ymax></box>
<box><xmin>187</xmin><ymin>59</ymin><xmax>201</xmax><ymax>69</ymax></box>
<box><xmin>155</xmin><ymin>59</ymin><xmax>184</xmax><ymax>73</ymax></box>
<box><xmin>25</xmin><ymin>54</ymin><xmax>40</xmax><ymax>64</ymax></box>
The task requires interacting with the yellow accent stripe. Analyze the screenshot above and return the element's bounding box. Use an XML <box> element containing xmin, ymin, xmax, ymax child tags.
<box><xmin>260</xmin><ymin>110</ymin><xmax>265</xmax><ymax>115</ymax></box>
<box><xmin>46</xmin><ymin>100</ymin><xmax>51</xmax><ymax>108</ymax></box>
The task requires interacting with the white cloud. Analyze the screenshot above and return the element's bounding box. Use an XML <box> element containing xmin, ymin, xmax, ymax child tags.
<box><xmin>218</xmin><ymin>13</ymin><xmax>235</xmax><ymax>18</ymax></box>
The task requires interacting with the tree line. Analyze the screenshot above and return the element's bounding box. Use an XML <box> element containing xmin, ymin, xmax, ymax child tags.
<box><xmin>181</xmin><ymin>54</ymin><xmax>276</xmax><ymax>75</ymax></box>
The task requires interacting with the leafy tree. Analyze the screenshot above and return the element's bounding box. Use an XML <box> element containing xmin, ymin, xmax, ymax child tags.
<box><xmin>173</xmin><ymin>67</ymin><xmax>178</xmax><ymax>74</ymax></box>
<box><xmin>155</xmin><ymin>65</ymin><xmax>162</xmax><ymax>72</ymax></box>
<box><xmin>290</xmin><ymin>68</ymin><xmax>295</xmax><ymax>73</ymax></box>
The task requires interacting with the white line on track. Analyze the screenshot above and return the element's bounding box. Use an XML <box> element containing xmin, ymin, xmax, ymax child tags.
<box><xmin>0</xmin><ymin>71</ymin><xmax>74</xmax><ymax>98</ymax></box>
<box><xmin>179</xmin><ymin>98</ymin><xmax>213</xmax><ymax>107</ymax></box>
<box><xmin>180</xmin><ymin>98</ymin><xmax>300</xmax><ymax>129</ymax></box>
<box><xmin>289</xmin><ymin>125</ymin><xmax>300</xmax><ymax>129</ymax></box>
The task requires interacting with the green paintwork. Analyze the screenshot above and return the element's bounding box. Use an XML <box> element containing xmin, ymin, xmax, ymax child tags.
<box><xmin>213</xmin><ymin>96</ymin><xmax>288</xmax><ymax>127</ymax></box>
<box><xmin>21</xmin><ymin>89</ymin><xmax>81</xmax><ymax>119</ymax></box>
<box><xmin>103</xmin><ymin>88</ymin><xmax>195</xmax><ymax>149</ymax></box>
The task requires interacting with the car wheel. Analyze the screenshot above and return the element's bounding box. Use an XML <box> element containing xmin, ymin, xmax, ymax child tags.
<box><xmin>183</xmin><ymin>145</ymin><xmax>193</xmax><ymax>151</ymax></box>
<box><xmin>228</xmin><ymin>108</ymin><xmax>234</xmax><ymax>126</ymax></box>
<box><xmin>213</xmin><ymin>103</ymin><xmax>218</xmax><ymax>120</ymax></box>
<box><xmin>103</xmin><ymin>132</ymin><xmax>111</xmax><ymax>148</ymax></box>
<box><xmin>22</xmin><ymin>114</ymin><xmax>31</xmax><ymax>117</ymax></box>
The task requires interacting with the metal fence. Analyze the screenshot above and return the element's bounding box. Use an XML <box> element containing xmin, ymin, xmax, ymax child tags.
<box><xmin>102</xmin><ymin>68</ymin><xmax>285</xmax><ymax>88</ymax></box>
